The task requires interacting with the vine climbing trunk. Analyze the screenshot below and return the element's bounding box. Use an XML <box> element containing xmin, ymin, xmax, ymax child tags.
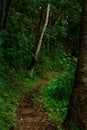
<box><xmin>30</xmin><ymin>3</ymin><xmax>50</xmax><ymax>77</ymax></box>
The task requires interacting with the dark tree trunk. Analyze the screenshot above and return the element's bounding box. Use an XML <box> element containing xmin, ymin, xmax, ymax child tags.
<box><xmin>0</xmin><ymin>0</ymin><xmax>5</xmax><ymax>30</ymax></box>
<box><xmin>3</xmin><ymin>0</ymin><xmax>14</xmax><ymax>29</ymax></box>
<box><xmin>65</xmin><ymin>0</ymin><xmax>87</xmax><ymax>130</ymax></box>
<box><xmin>0</xmin><ymin>0</ymin><xmax>14</xmax><ymax>30</ymax></box>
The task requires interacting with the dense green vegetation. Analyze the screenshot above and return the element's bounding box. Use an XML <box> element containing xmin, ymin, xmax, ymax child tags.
<box><xmin>36</xmin><ymin>64</ymin><xmax>76</xmax><ymax>130</ymax></box>
<box><xmin>0</xmin><ymin>0</ymin><xmax>82</xmax><ymax>130</ymax></box>
<box><xmin>0</xmin><ymin>61</ymin><xmax>41</xmax><ymax>129</ymax></box>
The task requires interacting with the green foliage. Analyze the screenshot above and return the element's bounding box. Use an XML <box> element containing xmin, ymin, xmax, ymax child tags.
<box><xmin>67</xmin><ymin>0</ymin><xmax>81</xmax><ymax>48</ymax></box>
<box><xmin>35</xmin><ymin>44</ymin><xmax>77</xmax><ymax>77</ymax></box>
<box><xmin>0</xmin><ymin>36</ymin><xmax>3</xmax><ymax>60</ymax></box>
<box><xmin>50</xmin><ymin>47</ymin><xmax>76</xmax><ymax>71</ymax></box>
<box><xmin>47</xmin><ymin>66</ymin><xmax>76</xmax><ymax>100</ymax></box>
<box><xmin>2</xmin><ymin>12</ymin><xmax>35</xmax><ymax>69</ymax></box>
<box><xmin>0</xmin><ymin>71</ymin><xmax>18</xmax><ymax>130</ymax></box>
<box><xmin>0</xmin><ymin>0</ymin><xmax>81</xmax><ymax>129</ymax></box>
<box><xmin>1</xmin><ymin>0</ymin><xmax>81</xmax><ymax>71</ymax></box>
<box><xmin>0</xmin><ymin>62</ymin><xmax>40</xmax><ymax>130</ymax></box>
<box><xmin>69</xmin><ymin>122</ymin><xmax>79</xmax><ymax>130</ymax></box>
<box><xmin>36</xmin><ymin>65</ymin><xmax>76</xmax><ymax>129</ymax></box>
<box><xmin>35</xmin><ymin>54</ymin><xmax>53</xmax><ymax>76</ymax></box>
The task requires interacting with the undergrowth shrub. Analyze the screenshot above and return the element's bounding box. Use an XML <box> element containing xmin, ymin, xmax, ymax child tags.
<box><xmin>0</xmin><ymin>75</ymin><xmax>18</xmax><ymax>130</ymax></box>
<box><xmin>36</xmin><ymin>65</ymin><xmax>76</xmax><ymax>129</ymax></box>
<box><xmin>2</xmin><ymin>12</ymin><xmax>35</xmax><ymax>70</ymax></box>
<box><xmin>35</xmin><ymin>54</ymin><xmax>52</xmax><ymax>76</ymax></box>
<box><xmin>47</xmin><ymin>65</ymin><xmax>76</xmax><ymax>100</ymax></box>
<box><xmin>0</xmin><ymin>61</ymin><xmax>40</xmax><ymax>130</ymax></box>
<box><xmin>0</xmin><ymin>35</ymin><xmax>3</xmax><ymax>60</ymax></box>
<box><xmin>69</xmin><ymin>122</ymin><xmax>79</xmax><ymax>130</ymax></box>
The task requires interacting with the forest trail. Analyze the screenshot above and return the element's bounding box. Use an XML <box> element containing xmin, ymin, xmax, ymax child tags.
<box><xmin>17</xmin><ymin>78</ymin><xmax>58</xmax><ymax>130</ymax></box>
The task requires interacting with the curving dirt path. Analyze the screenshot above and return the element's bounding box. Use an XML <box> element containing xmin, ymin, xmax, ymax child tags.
<box><xmin>17</xmin><ymin>79</ymin><xmax>58</xmax><ymax>130</ymax></box>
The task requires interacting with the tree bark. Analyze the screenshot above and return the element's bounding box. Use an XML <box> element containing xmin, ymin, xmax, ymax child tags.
<box><xmin>65</xmin><ymin>0</ymin><xmax>87</xmax><ymax>129</ymax></box>
<box><xmin>30</xmin><ymin>3</ymin><xmax>50</xmax><ymax>76</ymax></box>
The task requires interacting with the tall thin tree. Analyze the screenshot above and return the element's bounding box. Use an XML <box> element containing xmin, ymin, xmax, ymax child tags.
<box><xmin>30</xmin><ymin>3</ymin><xmax>50</xmax><ymax>76</ymax></box>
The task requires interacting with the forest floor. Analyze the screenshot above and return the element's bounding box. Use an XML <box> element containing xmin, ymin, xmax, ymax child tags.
<box><xmin>17</xmin><ymin>77</ymin><xmax>58</xmax><ymax>130</ymax></box>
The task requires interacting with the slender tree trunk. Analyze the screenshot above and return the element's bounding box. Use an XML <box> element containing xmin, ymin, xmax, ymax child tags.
<box><xmin>35</xmin><ymin>3</ymin><xmax>50</xmax><ymax>60</ymax></box>
<box><xmin>30</xmin><ymin>3</ymin><xmax>50</xmax><ymax>76</ymax></box>
<box><xmin>7</xmin><ymin>0</ymin><xmax>14</xmax><ymax>16</ymax></box>
<box><xmin>1</xmin><ymin>0</ymin><xmax>14</xmax><ymax>30</ymax></box>
<box><xmin>38</xmin><ymin>7</ymin><xmax>46</xmax><ymax>33</ymax></box>
<box><xmin>36</xmin><ymin>7</ymin><xmax>46</xmax><ymax>46</ymax></box>
<box><xmin>4</xmin><ymin>0</ymin><xmax>14</xmax><ymax>29</ymax></box>
<box><xmin>0</xmin><ymin>0</ymin><xmax>5</xmax><ymax>30</ymax></box>
<box><xmin>65</xmin><ymin>1</ymin><xmax>87</xmax><ymax>129</ymax></box>
<box><xmin>46</xmin><ymin>12</ymin><xmax>51</xmax><ymax>54</ymax></box>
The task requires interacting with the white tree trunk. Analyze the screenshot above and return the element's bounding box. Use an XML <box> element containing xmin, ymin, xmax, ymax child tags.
<box><xmin>35</xmin><ymin>3</ymin><xmax>50</xmax><ymax>60</ymax></box>
<box><xmin>30</xmin><ymin>3</ymin><xmax>50</xmax><ymax>77</ymax></box>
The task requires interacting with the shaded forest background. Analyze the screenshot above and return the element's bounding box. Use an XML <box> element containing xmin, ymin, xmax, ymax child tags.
<box><xmin>0</xmin><ymin>0</ymin><xmax>83</xmax><ymax>130</ymax></box>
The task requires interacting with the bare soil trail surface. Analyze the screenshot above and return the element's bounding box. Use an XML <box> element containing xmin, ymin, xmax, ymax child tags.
<box><xmin>17</xmin><ymin>78</ymin><xmax>58</xmax><ymax>130</ymax></box>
